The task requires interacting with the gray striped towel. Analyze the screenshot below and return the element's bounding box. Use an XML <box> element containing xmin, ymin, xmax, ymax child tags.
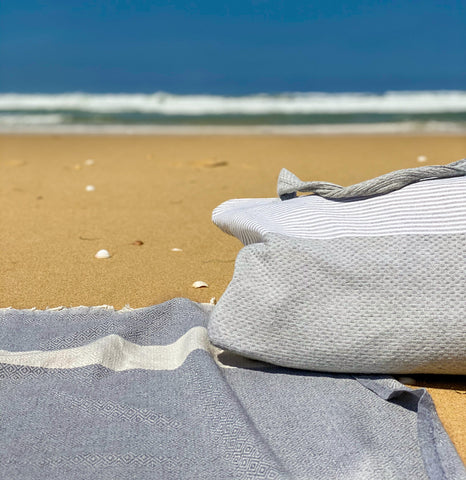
<box><xmin>1</xmin><ymin>299</ymin><xmax>464</xmax><ymax>479</ymax></box>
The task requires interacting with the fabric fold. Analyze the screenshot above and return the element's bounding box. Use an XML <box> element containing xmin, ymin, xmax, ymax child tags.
<box><xmin>1</xmin><ymin>298</ymin><xmax>464</xmax><ymax>478</ymax></box>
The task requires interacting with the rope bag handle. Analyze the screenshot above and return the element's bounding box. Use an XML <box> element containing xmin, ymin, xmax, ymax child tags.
<box><xmin>278</xmin><ymin>159</ymin><xmax>466</xmax><ymax>200</ymax></box>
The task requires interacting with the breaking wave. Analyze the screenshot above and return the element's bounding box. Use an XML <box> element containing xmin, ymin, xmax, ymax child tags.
<box><xmin>1</xmin><ymin>91</ymin><xmax>466</xmax><ymax>115</ymax></box>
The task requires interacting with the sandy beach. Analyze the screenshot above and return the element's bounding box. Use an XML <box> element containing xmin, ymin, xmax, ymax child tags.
<box><xmin>1</xmin><ymin>133</ymin><xmax>465</xmax><ymax>460</ymax></box>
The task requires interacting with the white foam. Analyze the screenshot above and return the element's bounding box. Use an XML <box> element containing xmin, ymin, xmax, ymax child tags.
<box><xmin>0</xmin><ymin>121</ymin><xmax>464</xmax><ymax>135</ymax></box>
<box><xmin>0</xmin><ymin>114</ymin><xmax>66</xmax><ymax>125</ymax></box>
<box><xmin>0</xmin><ymin>91</ymin><xmax>465</xmax><ymax>114</ymax></box>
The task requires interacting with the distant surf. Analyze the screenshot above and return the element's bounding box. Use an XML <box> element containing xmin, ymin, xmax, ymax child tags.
<box><xmin>0</xmin><ymin>91</ymin><xmax>465</xmax><ymax>134</ymax></box>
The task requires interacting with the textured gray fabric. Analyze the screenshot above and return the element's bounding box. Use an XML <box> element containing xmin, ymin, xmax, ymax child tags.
<box><xmin>208</xmin><ymin>233</ymin><xmax>466</xmax><ymax>374</ymax></box>
<box><xmin>1</xmin><ymin>298</ymin><xmax>464</xmax><ymax>479</ymax></box>
<box><xmin>277</xmin><ymin>159</ymin><xmax>466</xmax><ymax>199</ymax></box>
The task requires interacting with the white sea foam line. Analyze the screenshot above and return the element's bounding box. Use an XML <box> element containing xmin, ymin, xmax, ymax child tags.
<box><xmin>0</xmin><ymin>327</ymin><xmax>225</xmax><ymax>371</ymax></box>
<box><xmin>0</xmin><ymin>122</ymin><xmax>465</xmax><ymax>135</ymax></box>
<box><xmin>1</xmin><ymin>91</ymin><xmax>466</xmax><ymax>114</ymax></box>
<box><xmin>0</xmin><ymin>114</ymin><xmax>66</xmax><ymax>125</ymax></box>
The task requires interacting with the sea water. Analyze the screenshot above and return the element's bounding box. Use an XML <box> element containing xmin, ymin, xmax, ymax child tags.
<box><xmin>0</xmin><ymin>90</ymin><xmax>465</xmax><ymax>134</ymax></box>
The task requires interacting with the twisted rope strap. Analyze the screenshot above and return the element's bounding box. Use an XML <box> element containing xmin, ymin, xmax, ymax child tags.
<box><xmin>278</xmin><ymin>159</ymin><xmax>466</xmax><ymax>200</ymax></box>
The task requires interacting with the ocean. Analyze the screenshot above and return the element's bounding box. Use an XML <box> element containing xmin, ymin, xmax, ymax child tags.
<box><xmin>1</xmin><ymin>90</ymin><xmax>465</xmax><ymax>134</ymax></box>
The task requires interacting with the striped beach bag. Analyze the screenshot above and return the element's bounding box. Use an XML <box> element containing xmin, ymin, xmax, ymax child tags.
<box><xmin>208</xmin><ymin>160</ymin><xmax>466</xmax><ymax>374</ymax></box>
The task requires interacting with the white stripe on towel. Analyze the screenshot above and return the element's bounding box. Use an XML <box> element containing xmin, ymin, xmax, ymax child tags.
<box><xmin>0</xmin><ymin>327</ymin><xmax>223</xmax><ymax>371</ymax></box>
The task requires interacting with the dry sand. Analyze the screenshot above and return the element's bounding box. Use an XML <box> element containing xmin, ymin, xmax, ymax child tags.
<box><xmin>1</xmin><ymin>133</ymin><xmax>465</xmax><ymax>461</ymax></box>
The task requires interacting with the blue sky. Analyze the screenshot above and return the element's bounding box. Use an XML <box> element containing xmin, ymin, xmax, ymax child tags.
<box><xmin>0</xmin><ymin>0</ymin><xmax>464</xmax><ymax>94</ymax></box>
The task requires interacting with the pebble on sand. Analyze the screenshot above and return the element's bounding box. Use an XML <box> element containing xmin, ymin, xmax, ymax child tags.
<box><xmin>95</xmin><ymin>249</ymin><xmax>111</xmax><ymax>259</ymax></box>
<box><xmin>171</xmin><ymin>248</ymin><xmax>183</xmax><ymax>252</ymax></box>
<box><xmin>417</xmin><ymin>155</ymin><xmax>427</xmax><ymax>163</ymax></box>
<box><xmin>131</xmin><ymin>240</ymin><xmax>144</xmax><ymax>246</ymax></box>
<box><xmin>85</xmin><ymin>159</ymin><xmax>95</xmax><ymax>166</ymax></box>
<box><xmin>85</xmin><ymin>185</ymin><xmax>96</xmax><ymax>192</ymax></box>
<box><xmin>193</xmin><ymin>159</ymin><xmax>229</xmax><ymax>169</ymax></box>
<box><xmin>192</xmin><ymin>281</ymin><xmax>208</xmax><ymax>288</ymax></box>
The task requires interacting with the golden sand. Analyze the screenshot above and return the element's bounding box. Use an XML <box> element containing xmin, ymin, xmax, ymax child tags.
<box><xmin>1</xmin><ymin>133</ymin><xmax>465</xmax><ymax>460</ymax></box>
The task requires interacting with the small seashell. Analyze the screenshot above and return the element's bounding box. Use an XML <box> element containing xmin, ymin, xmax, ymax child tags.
<box><xmin>209</xmin><ymin>297</ymin><xmax>217</xmax><ymax>305</ymax></box>
<box><xmin>84</xmin><ymin>159</ymin><xmax>95</xmax><ymax>166</ymax></box>
<box><xmin>171</xmin><ymin>248</ymin><xmax>183</xmax><ymax>252</ymax></box>
<box><xmin>85</xmin><ymin>185</ymin><xmax>95</xmax><ymax>192</ymax></box>
<box><xmin>192</xmin><ymin>281</ymin><xmax>208</xmax><ymax>289</ymax></box>
<box><xmin>417</xmin><ymin>155</ymin><xmax>427</xmax><ymax>163</ymax></box>
<box><xmin>95</xmin><ymin>249</ymin><xmax>111</xmax><ymax>259</ymax></box>
<box><xmin>397</xmin><ymin>376</ymin><xmax>416</xmax><ymax>385</ymax></box>
<box><xmin>131</xmin><ymin>240</ymin><xmax>144</xmax><ymax>246</ymax></box>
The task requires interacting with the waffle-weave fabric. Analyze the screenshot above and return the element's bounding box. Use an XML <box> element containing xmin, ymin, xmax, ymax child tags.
<box><xmin>208</xmin><ymin>233</ymin><xmax>466</xmax><ymax>374</ymax></box>
<box><xmin>209</xmin><ymin>161</ymin><xmax>466</xmax><ymax>375</ymax></box>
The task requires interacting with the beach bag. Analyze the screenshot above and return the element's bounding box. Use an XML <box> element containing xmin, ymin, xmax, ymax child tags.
<box><xmin>208</xmin><ymin>160</ymin><xmax>466</xmax><ymax>374</ymax></box>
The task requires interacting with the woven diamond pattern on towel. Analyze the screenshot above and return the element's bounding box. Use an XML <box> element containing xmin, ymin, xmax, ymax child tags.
<box><xmin>1</xmin><ymin>301</ymin><xmax>464</xmax><ymax>478</ymax></box>
<box><xmin>208</xmin><ymin>233</ymin><xmax>466</xmax><ymax>374</ymax></box>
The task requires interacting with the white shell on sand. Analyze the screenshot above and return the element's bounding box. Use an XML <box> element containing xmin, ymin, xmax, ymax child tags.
<box><xmin>417</xmin><ymin>155</ymin><xmax>427</xmax><ymax>163</ymax></box>
<box><xmin>397</xmin><ymin>376</ymin><xmax>416</xmax><ymax>385</ymax></box>
<box><xmin>209</xmin><ymin>297</ymin><xmax>217</xmax><ymax>305</ymax></box>
<box><xmin>192</xmin><ymin>281</ymin><xmax>208</xmax><ymax>288</ymax></box>
<box><xmin>85</xmin><ymin>185</ymin><xmax>95</xmax><ymax>192</ymax></box>
<box><xmin>85</xmin><ymin>159</ymin><xmax>95</xmax><ymax>166</ymax></box>
<box><xmin>171</xmin><ymin>248</ymin><xmax>183</xmax><ymax>252</ymax></box>
<box><xmin>95</xmin><ymin>249</ymin><xmax>111</xmax><ymax>259</ymax></box>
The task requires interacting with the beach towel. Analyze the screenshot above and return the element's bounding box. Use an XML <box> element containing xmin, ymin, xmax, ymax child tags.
<box><xmin>0</xmin><ymin>298</ymin><xmax>464</xmax><ymax>479</ymax></box>
<box><xmin>209</xmin><ymin>161</ymin><xmax>466</xmax><ymax>374</ymax></box>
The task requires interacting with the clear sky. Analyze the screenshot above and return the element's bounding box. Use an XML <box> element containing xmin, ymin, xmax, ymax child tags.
<box><xmin>0</xmin><ymin>0</ymin><xmax>464</xmax><ymax>94</ymax></box>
